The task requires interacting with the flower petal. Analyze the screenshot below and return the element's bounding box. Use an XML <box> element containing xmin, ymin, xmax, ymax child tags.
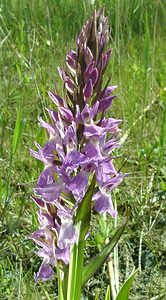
<box><xmin>93</xmin><ymin>190</ymin><xmax>117</xmax><ymax>217</ymax></box>
<box><xmin>35</xmin><ymin>261</ymin><xmax>54</xmax><ymax>282</ymax></box>
<box><xmin>83</xmin><ymin>79</ymin><xmax>93</xmax><ymax>101</ymax></box>
<box><xmin>55</xmin><ymin>246</ymin><xmax>70</xmax><ymax>264</ymax></box>
<box><xmin>58</xmin><ymin>220</ymin><xmax>78</xmax><ymax>249</ymax></box>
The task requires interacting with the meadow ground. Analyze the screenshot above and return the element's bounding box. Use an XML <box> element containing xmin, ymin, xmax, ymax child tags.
<box><xmin>0</xmin><ymin>0</ymin><xmax>166</xmax><ymax>299</ymax></box>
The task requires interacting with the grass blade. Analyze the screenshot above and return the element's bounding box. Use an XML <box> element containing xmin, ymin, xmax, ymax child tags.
<box><xmin>12</xmin><ymin>94</ymin><xmax>25</xmax><ymax>155</ymax></box>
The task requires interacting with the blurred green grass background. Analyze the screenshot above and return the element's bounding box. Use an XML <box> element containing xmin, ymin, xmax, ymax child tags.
<box><xmin>0</xmin><ymin>0</ymin><xmax>166</xmax><ymax>299</ymax></box>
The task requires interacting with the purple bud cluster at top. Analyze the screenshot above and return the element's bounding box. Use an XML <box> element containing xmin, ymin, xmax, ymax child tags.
<box><xmin>30</xmin><ymin>9</ymin><xmax>125</xmax><ymax>281</ymax></box>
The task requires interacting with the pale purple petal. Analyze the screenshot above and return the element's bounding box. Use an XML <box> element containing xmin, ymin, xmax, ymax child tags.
<box><xmin>66</xmin><ymin>54</ymin><xmax>77</xmax><ymax>74</ymax></box>
<box><xmin>89</xmin><ymin>68</ymin><xmax>98</xmax><ymax>86</ymax></box>
<box><xmin>83</xmin><ymin>79</ymin><xmax>93</xmax><ymax>101</ymax></box>
<box><xmin>82</xmin><ymin>142</ymin><xmax>102</xmax><ymax>160</ymax></box>
<box><xmin>34</xmin><ymin>182</ymin><xmax>63</xmax><ymax>203</ymax></box>
<box><xmin>48</xmin><ymin>91</ymin><xmax>64</xmax><ymax>106</ymax></box>
<box><xmin>35</xmin><ymin>261</ymin><xmax>54</xmax><ymax>282</ymax></box>
<box><xmin>78</xmin><ymin>102</ymin><xmax>99</xmax><ymax>123</ymax></box>
<box><xmin>103</xmin><ymin>138</ymin><xmax>120</xmax><ymax>153</ymax></box>
<box><xmin>102</xmin><ymin>174</ymin><xmax>126</xmax><ymax>191</ymax></box>
<box><xmin>102</xmin><ymin>85</ymin><xmax>118</xmax><ymax>98</ymax></box>
<box><xmin>63</xmin><ymin>150</ymin><xmax>86</xmax><ymax>170</ymax></box>
<box><xmin>84</xmin><ymin>46</ymin><xmax>93</xmax><ymax>65</ymax></box>
<box><xmin>55</xmin><ymin>246</ymin><xmax>70</xmax><ymax>264</ymax></box>
<box><xmin>75</xmin><ymin>105</ymin><xmax>82</xmax><ymax>123</ymax></box>
<box><xmin>101</xmin><ymin>118</ymin><xmax>122</xmax><ymax>133</ymax></box>
<box><xmin>84</xmin><ymin>123</ymin><xmax>105</xmax><ymax>139</ymax></box>
<box><xmin>38</xmin><ymin>117</ymin><xmax>56</xmax><ymax>135</ymax></box>
<box><xmin>81</xmin><ymin>104</ymin><xmax>91</xmax><ymax>122</ymax></box>
<box><xmin>41</xmin><ymin>139</ymin><xmax>57</xmax><ymax>161</ymax></box>
<box><xmin>29</xmin><ymin>230</ymin><xmax>51</xmax><ymax>250</ymax></box>
<box><xmin>38</xmin><ymin>212</ymin><xmax>55</xmax><ymax>227</ymax></box>
<box><xmin>98</xmin><ymin>95</ymin><xmax>117</xmax><ymax>112</ymax></box>
<box><xmin>37</xmin><ymin>166</ymin><xmax>56</xmax><ymax>186</ymax></box>
<box><xmin>31</xmin><ymin>196</ymin><xmax>45</xmax><ymax>209</ymax></box>
<box><xmin>102</xmin><ymin>48</ymin><xmax>112</xmax><ymax>72</ymax></box>
<box><xmin>58</xmin><ymin>220</ymin><xmax>78</xmax><ymax>249</ymax></box>
<box><xmin>45</xmin><ymin>108</ymin><xmax>59</xmax><ymax>124</ymax></box>
<box><xmin>58</xmin><ymin>67</ymin><xmax>67</xmax><ymax>81</ymax></box>
<box><xmin>68</xmin><ymin>172</ymin><xmax>88</xmax><ymax>200</ymax></box>
<box><xmin>63</xmin><ymin>123</ymin><xmax>77</xmax><ymax>149</ymax></box>
<box><xmin>65</xmin><ymin>77</ymin><xmax>75</xmax><ymax>93</ymax></box>
<box><xmin>93</xmin><ymin>190</ymin><xmax>117</xmax><ymax>217</ymax></box>
<box><xmin>59</xmin><ymin>106</ymin><xmax>74</xmax><ymax>122</ymax></box>
<box><xmin>90</xmin><ymin>101</ymin><xmax>99</xmax><ymax>119</ymax></box>
<box><xmin>100</xmin><ymin>159</ymin><xmax>117</xmax><ymax>175</ymax></box>
<box><xmin>70</xmin><ymin>50</ymin><xmax>77</xmax><ymax>60</ymax></box>
<box><xmin>30</xmin><ymin>148</ymin><xmax>47</xmax><ymax>164</ymax></box>
<box><xmin>84</xmin><ymin>61</ymin><xmax>95</xmax><ymax>81</ymax></box>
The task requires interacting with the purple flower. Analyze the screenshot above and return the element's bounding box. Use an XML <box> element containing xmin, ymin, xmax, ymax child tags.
<box><xmin>98</xmin><ymin>95</ymin><xmax>117</xmax><ymax>112</ymax></box>
<box><xmin>84</xmin><ymin>46</ymin><xmax>93</xmax><ymax>64</ymax></box>
<box><xmin>29</xmin><ymin>9</ymin><xmax>126</xmax><ymax>281</ymax></box>
<box><xmin>34</xmin><ymin>182</ymin><xmax>63</xmax><ymax>203</ymax></box>
<box><xmin>93</xmin><ymin>190</ymin><xmax>117</xmax><ymax>217</ymax></box>
<box><xmin>63</xmin><ymin>150</ymin><xmax>86</xmax><ymax>172</ymax></box>
<box><xmin>101</xmin><ymin>85</ymin><xmax>118</xmax><ymax>98</ymax></box>
<box><xmin>66</xmin><ymin>52</ymin><xmax>77</xmax><ymax>74</ymax></box>
<box><xmin>35</xmin><ymin>261</ymin><xmax>54</xmax><ymax>282</ymax></box>
<box><xmin>58</xmin><ymin>220</ymin><xmax>78</xmax><ymax>249</ymax></box>
<box><xmin>65</xmin><ymin>77</ymin><xmax>76</xmax><ymax>93</ymax></box>
<box><xmin>55</xmin><ymin>246</ymin><xmax>70</xmax><ymax>265</ymax></box>
<box><xmin>83</xmin><ymin>79</ymin><xmax>93</xmax><ymax>101</ymax></box>
<box><xmin>68</xmin><ymin>172</ymin><xmax>88</xmax><ymax>201</ymax></box>
<box><xmin>48</xmin><ymin>92</ymin><xmax>65</xmax><ymax>106</ymax></box>
<box><xmin>84</xmin><ymin>123</ymin><xmax>105</xmax><ymax>139</ymax></box>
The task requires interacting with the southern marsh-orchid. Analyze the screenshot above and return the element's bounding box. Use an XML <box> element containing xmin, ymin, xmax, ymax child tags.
<box><xmin>29</xmin><ymin>9</ymin><xmax>128</xmax><ymax>300</ymax></box>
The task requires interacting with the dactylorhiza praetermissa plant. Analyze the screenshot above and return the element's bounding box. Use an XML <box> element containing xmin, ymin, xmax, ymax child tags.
<box><xmin>29</xmin><ymin>9</ymin><xmax>126</xmax><ymax>296</ymax></box>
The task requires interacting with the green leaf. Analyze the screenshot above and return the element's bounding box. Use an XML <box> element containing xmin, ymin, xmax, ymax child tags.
<box><xmin>115</xmin><ymin>269</ymin><xmax>138</xmax><ymax>300</ymax></box>
<box><xmin>105</xmin><ymin>285</ymin><xmax>110</xmax><ymax>300</ymax></box>
<box><xmin>82</xmin><ymin>221</ymin><xmax>127</xmax><ymax>285</ymax></box>
<box><xmin>161</xmin><ymin>180</ymin><xmax>166</xmax><ymax>191</ymax></box>
<box><xmin>75</xmin><ymin>174</ymin><xmax>96</xmax><ymax>239</ymax></box>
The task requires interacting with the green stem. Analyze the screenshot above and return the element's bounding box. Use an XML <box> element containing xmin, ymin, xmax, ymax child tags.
<box><xmin>63</xmin><ymin>267</ymin><xmax>69</xmax><ymax>300</ymax></box>
<box><xmin>67</xmin><ymin>244</ymin><xmax>77</xmax><ymax>300</ymax></box>
<box><xmin>73</xmin><ymin>239</ymin><xmax>84</xmax><ymax>299</ymax></box>
<box><xmin>66</xmin><ymin>175</ymin><xmax>96</xmax><ymax>299</ymax></box>
<box><xmin>57</xmin><ymin>262</ymin><xmax>64</xmax><ymax>300</ymax></box>
<box><xmin>67</xmin><ymin>227</ymin><xmax>85</xmax><ymax>300</ymax></box>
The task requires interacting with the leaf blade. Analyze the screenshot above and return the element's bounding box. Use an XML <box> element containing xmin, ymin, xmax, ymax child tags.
<box><xmin>82</xmin><ymin>221</ymin><xmax>126</xmax><ymax>285</ymax></box>
<box><xmin>75</xmin><ymin>174</ymin><xmax>96</xmax><ymax>240</ymax></box>
<box><xmin>115</xmin><ymin>269</ymin><xmax>138</xmax><ymax>300</ymax></box>
<box><xmin>105</xmin><ymin>285</ymin><xmax>111</xmax><ymax>300</ymax></box>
